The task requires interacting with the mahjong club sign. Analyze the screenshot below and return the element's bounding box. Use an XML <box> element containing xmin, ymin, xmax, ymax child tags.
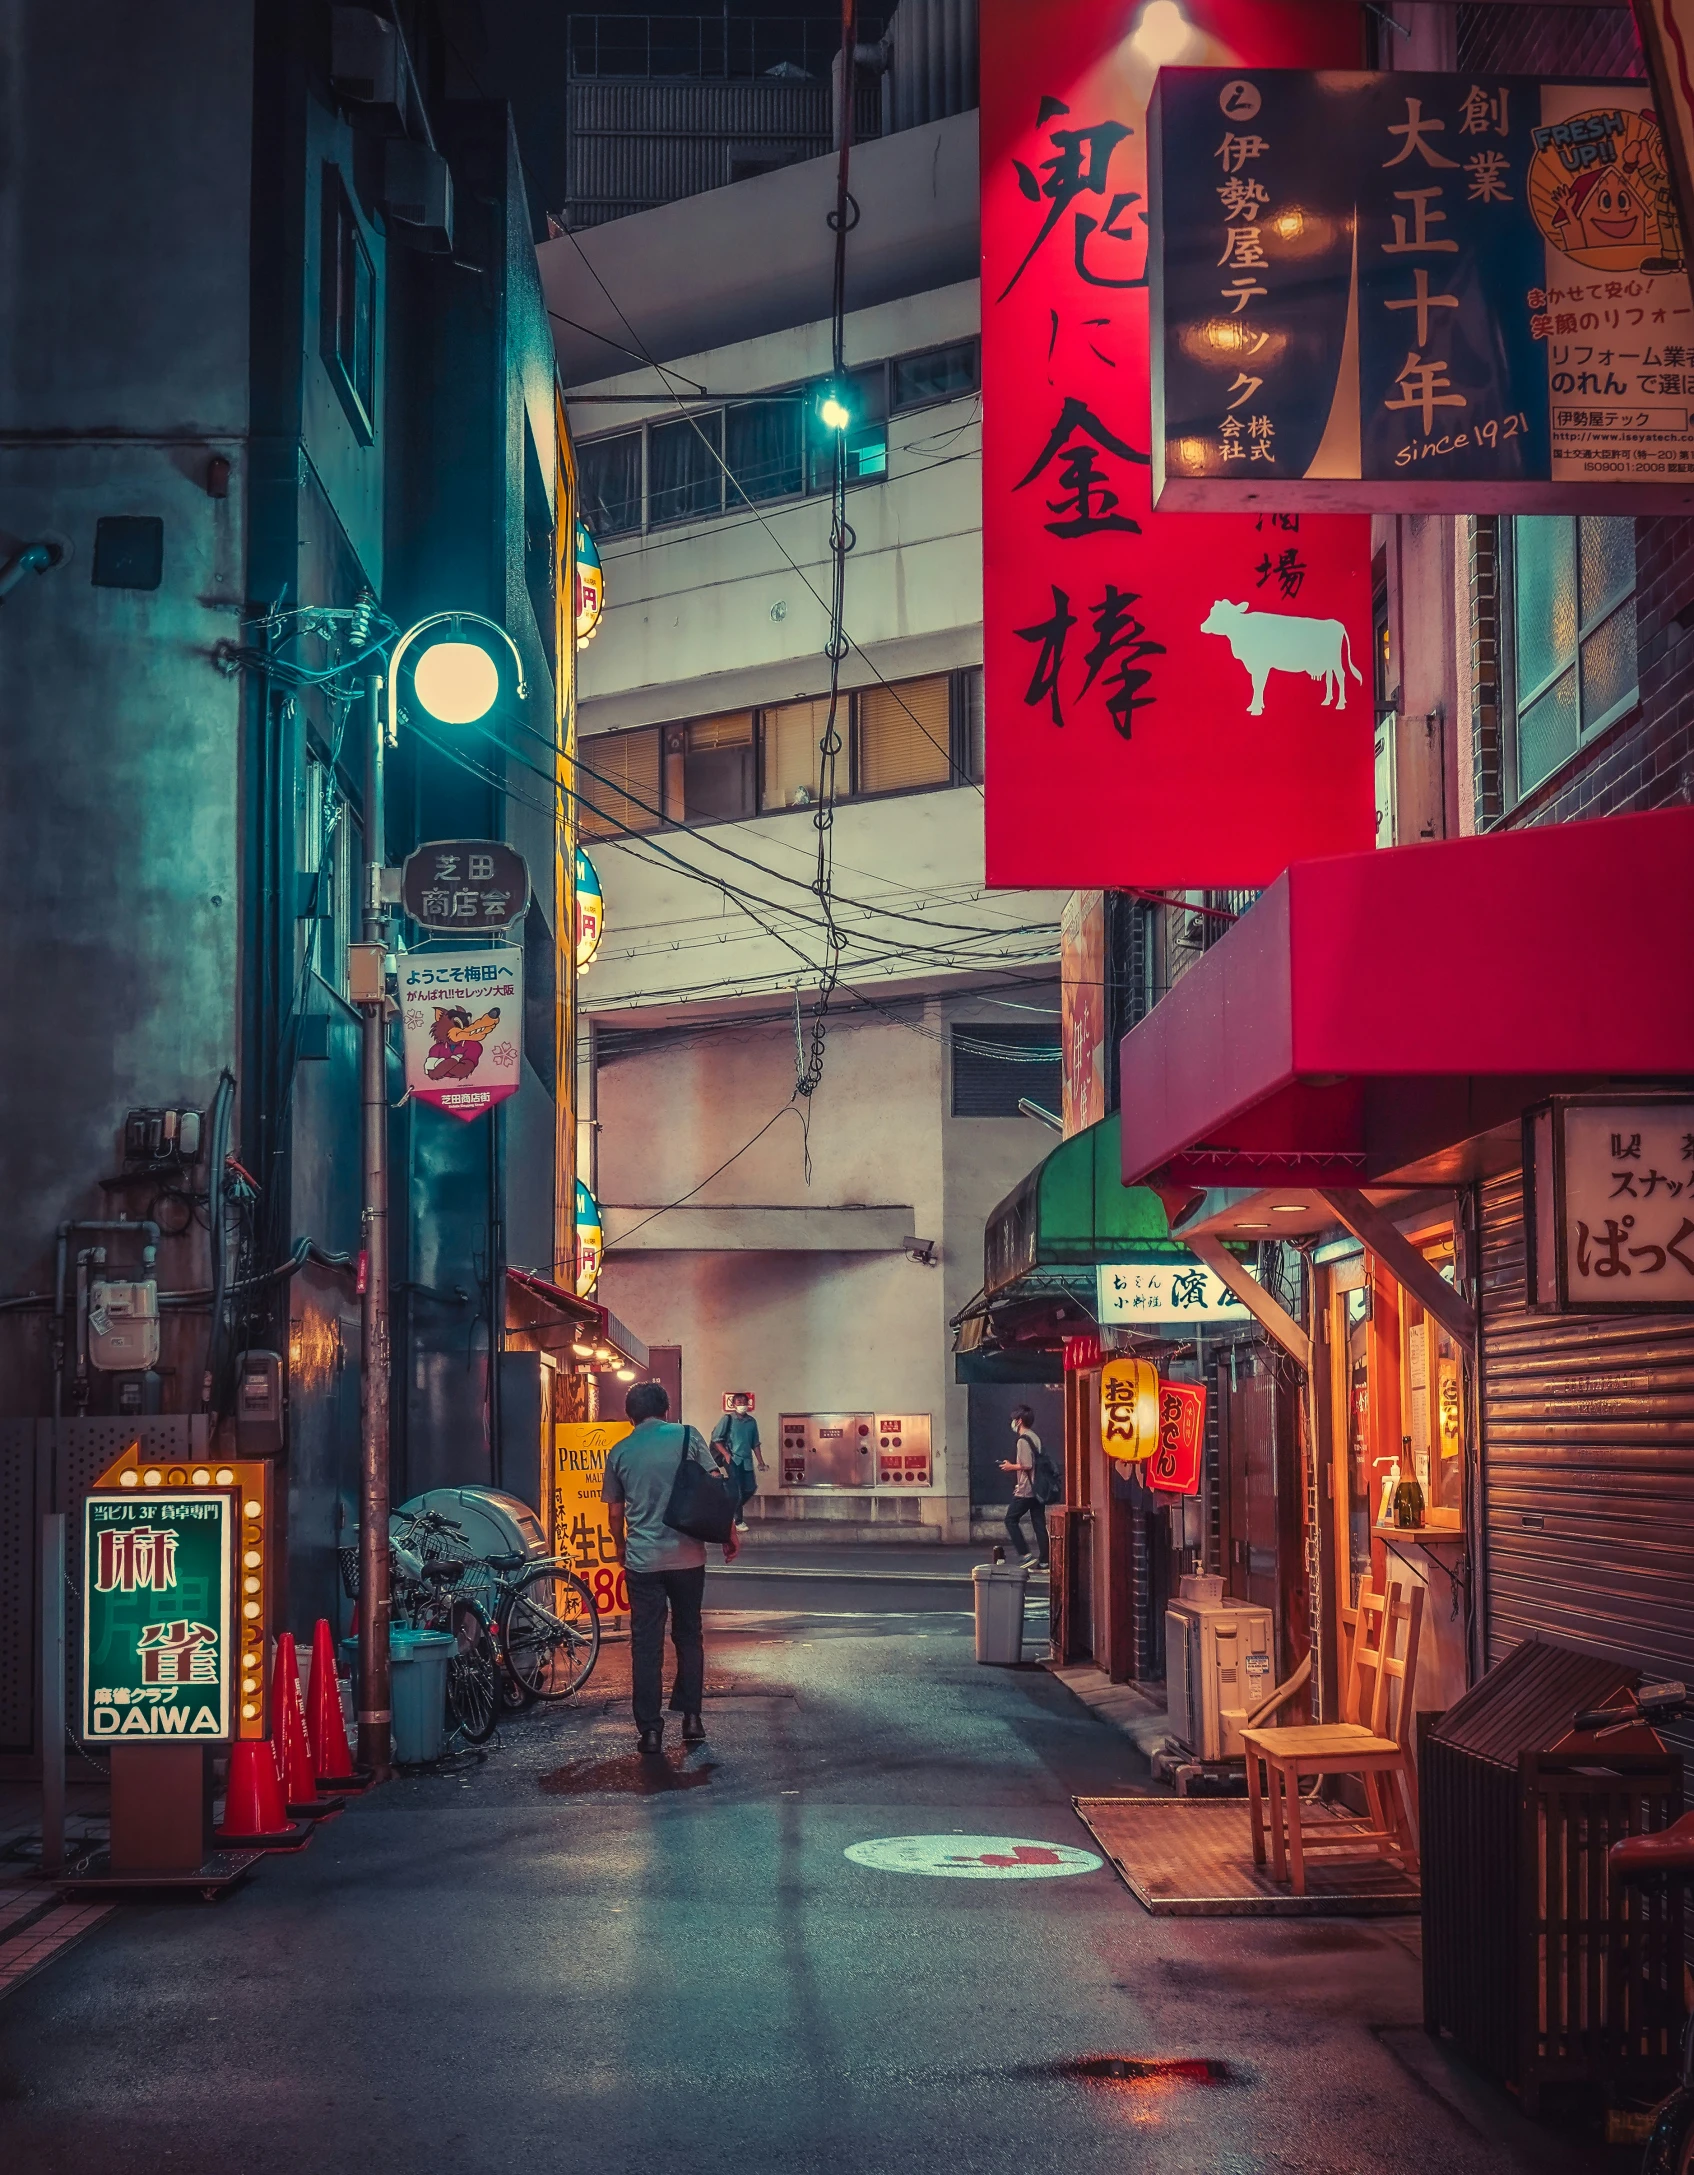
<box><xmin>83</xmin><ymin>1490</ymin><xmax>234</xmax><ymax>1742</ymax></box>
<box><xmin>981</xmin><ymin>0</ymin><xmax>1374</xmax><ymax>890</ymax></box>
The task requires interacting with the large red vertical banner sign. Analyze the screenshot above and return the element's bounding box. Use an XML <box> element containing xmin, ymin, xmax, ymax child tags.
<box><xmin>981</xmin><ymin>1</ymin><xmax>1376</xmax><ymax>889</ymax></box>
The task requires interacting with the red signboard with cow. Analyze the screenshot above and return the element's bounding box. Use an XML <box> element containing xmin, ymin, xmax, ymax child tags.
<box><xmin>980</xmin><ymin>0</ymin><xmax>1376</xmax><ymax>888</ymax></box>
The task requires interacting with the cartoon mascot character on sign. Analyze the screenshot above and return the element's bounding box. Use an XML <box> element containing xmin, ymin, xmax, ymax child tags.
<box><xmin>424</xmin><ymin>1005</ymin><xmax>501</xmax><ymax>1082</ymax></box>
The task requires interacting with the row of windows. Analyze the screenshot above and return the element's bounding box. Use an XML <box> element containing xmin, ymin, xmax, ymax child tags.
<box><xmin>951</xmin><ymin>1025</ymin><xmax>1062</xmax><ymax>1119</ymax></box>
<box><xmin>577</xmin><ymin>668</ymin><xmax>982</xmax><ymax>838</ymax></box>
<box><xmin>577</xmin><ymin>338</ymin><xmax>980</xmax><ymax>539</ymax></box>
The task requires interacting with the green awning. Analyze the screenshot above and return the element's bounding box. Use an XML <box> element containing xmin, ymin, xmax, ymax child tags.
<box><xmin>984</xmin><ymin>1113</ymin><xmax>1177</xmax><ymax>1295</ymax></box>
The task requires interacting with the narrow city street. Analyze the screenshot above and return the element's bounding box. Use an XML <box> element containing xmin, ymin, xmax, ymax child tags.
<box><xmin>0</xmin><ymin>1585</ymin><xmax>1629</xmax><ymax>2175</ymax></box>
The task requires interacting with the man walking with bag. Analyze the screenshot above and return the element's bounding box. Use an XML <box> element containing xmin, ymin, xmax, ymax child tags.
<box><xmin>604</xmin><ymin>1379</ymin><xmax>739</xmax><ymax>1754</ymax></box>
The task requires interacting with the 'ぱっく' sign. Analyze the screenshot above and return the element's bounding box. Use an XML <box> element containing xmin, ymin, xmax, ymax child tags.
<box><xmin>83</xmin><ymin>1490</ymin><xmax>234</xmax><ymax>1742</ymax></box>
<box><xmin>1527</xmin><ymin>1094</ymin><xmax>1694</xmax><ymax>1311</ymax></box>
<box><xmin>400</xmin><ymin>946</ymin><xmax>523</xmax><ymax>1121</ymax></box>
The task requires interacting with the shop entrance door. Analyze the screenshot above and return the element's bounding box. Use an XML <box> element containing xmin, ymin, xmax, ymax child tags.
<box><xmin>1217</xmin><ymin>1347</ymin><xmax>1305</xmax><ymax>1676</ymax></box>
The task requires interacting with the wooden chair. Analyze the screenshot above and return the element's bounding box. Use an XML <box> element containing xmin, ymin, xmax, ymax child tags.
<box><xmin>1240</xmin><ymin>1576</ymin><xmax>1424</xmax><ymax>1897</ymax></box>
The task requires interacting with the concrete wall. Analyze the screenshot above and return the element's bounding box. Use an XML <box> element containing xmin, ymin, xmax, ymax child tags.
<box><xmin>595</xmin><ymin>990</ymin><xmax>1057</xmax><ymax>1536</ymax></box>
<box><xmin>0</xmin><ymin>2</ymin><xmax>255</xmax><ymax>1415</ymax></box>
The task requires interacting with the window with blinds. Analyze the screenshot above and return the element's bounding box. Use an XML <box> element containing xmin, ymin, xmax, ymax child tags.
<box><xmin>761</xmin><ymin>696</ymin><xmax>836</xmax><ymax>810</ymax></box>
<box><xmin>857</xmin><ymin>674</ymin><xmax>953</xmax><ymax>795</ymax></box>
<box><xmin>665</xmin><ymin>712</ymin><xmax>755</xmax><ymax>824</ymax></box>
<box><xmin>579</xmin><ymin>726</ymin><xmax>662</xmax><ymax>838</ymax></box>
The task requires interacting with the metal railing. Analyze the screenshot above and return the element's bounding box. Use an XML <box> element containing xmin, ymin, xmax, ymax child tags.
<box><xmin>566</xmin><ymin>13</ymin><xmax>883</xmax><ymax>81</ymax></box>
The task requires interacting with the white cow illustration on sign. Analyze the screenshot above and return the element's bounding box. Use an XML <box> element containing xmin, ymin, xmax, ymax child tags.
<box><xmin>1201</xmin><ymin>600</ymin><xmax>1363</xmax><ymax>717</ymax></box>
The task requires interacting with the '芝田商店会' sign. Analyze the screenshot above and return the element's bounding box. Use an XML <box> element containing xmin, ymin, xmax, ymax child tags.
<box><xmin>981</xmin><ymin>0</ymin><xmax>1375</xmax><ymax>892</ymax></box>
<box><xmin>1149</xmin><ymin>70</ymin><xmax>1694</xmax><ymax>510</ymax></box>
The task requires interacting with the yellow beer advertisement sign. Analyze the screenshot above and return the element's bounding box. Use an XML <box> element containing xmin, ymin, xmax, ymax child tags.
<box><xmin>553</xmin><ymin>1421</ymin><xmax>631</xmax><ymax>1626</ymax></box>
<box><xmin>1101</xmin><ymin>1357</ymin><xmax>1159</xmax><ymax>1462</ymax></box>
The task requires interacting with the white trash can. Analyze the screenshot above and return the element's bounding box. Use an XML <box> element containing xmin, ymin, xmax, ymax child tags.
<box><xmin>972</xmin><ymin>1559</ymin><xmax>1029</xmax><ymax>1665</ymax></box>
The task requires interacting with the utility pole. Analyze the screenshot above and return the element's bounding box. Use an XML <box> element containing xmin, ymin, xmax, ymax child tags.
<box><xmin>357</xmin><ymin>670</ymin><xmax>392</xmax><ymax>1780</ymax></box>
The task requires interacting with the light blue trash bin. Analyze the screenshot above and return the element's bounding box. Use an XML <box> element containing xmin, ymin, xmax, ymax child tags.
<box><xmin>342</xmin><ymin>1630</ymin><xmax>456</xmax><ymax>1764</ymax></box>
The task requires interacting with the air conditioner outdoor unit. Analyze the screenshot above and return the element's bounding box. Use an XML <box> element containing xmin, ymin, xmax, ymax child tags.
<box><xmin>331</xmin><ymin>8</ymin><xmax>402</xmax><ymax>111</ymax></box>
<box><xmin>384</xmin><ymin>139</ymin><xmax>454</xmax><ymax>253</ymax></box>
<box><xmin>1165</xmin><ymin>1577</ymin><xmax>1274</xmax><ymax>1762</ymax></box>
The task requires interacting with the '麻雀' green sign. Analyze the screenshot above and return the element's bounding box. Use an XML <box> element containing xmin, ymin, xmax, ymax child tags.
<box><xmin>82</xmin><ymin>1490</ymin><xmax>234</xmax><ymax>1742</ymax></box>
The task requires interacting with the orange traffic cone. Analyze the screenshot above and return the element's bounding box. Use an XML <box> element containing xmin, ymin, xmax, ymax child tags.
<box><xmin>273</xmin><ymin>1632</ymin><xmax>344</xmax><ymax>1819</ymax></box>
<box><xmin>306</xmin><ymin>1618</ymin><xmax>369</xmax><ymax>1790</ymax></box>
<box><xmin>214</xmin><ymin>1737</ymin><xmax>311</xmax><ymax>1851</ymax></box>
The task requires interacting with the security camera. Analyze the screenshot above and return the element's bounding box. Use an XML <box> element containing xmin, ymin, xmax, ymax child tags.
<box><xmin>902</xmin><ymin>1237</ymin><xmax>938</xmax><ymax>1266</ymax></box>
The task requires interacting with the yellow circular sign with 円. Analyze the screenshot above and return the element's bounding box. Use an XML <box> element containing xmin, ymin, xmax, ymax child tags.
<box><xmin>1100</xmin><ymin>1356</ymin><xmax>1159</xmax><ymax>1462</ymax></box>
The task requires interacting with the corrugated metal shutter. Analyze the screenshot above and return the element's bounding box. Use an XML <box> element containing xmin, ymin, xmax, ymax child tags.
<box><xmin>1480</xmin><ymin>1168</ymin><xmax>1694</xmax><ymax>1685</ymax></box>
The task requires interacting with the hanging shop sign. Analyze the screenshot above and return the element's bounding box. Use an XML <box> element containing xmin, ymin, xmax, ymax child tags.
<box><xmin>1149</xmin><ymin>70</ymin><xmax>1694</xmax><ymax>511</ymax></box>
<box><xmin>83</xmin><ymin>1489</ymin><xmax>234</xmax><ymax>1742</ymax></box>
<box><xmin>575</xmin><ymin>845</ymin><xmax>604</xmax><ymax>970</ymax></box>
<box><xmin>553</xmin><ymin>1420</ymin><xmax>629</xmax><ymax>1626</ymax></box>
<box><xmin>1526</xmin><ymin>1094</ymin><xmax>1694</xmax><ymax>1312</ymax></box>
<box><xmin>1101</xmin><ymin>1354</ymin><xmax>1160</xmax><ymax>1460</ymax></box>
<box><xmin>399</xmin><ymin>946</ymin><xmax>523</xmax><ymax>1122</ymax></box>
<box><xmin>980</xmin><ymin>0</ymin><xmax>1374</xmax><ymax>890</ymax></box>
<box><xmin>1060</xmin><ymin>890</ymin><xmax>1107</xmax><ymax>1137</ymax></box>
<box><xmin>574</xmin><ymin>518</ymin><xmax>605</xmax><ymax>648</ymax></box>
<box><xmin>1096</xmin><ymin>1258</ymin><xmax>1256</xmax><ymax>1326</ymax></box>
<box><xmin>401</xmin><ymin>840</ymin><xmax>530</xmax><ymax>932</ymax></box>
<box><xmin>1147</xmin><ymin>1379</ymin><xmax>1207</xmax><ymax>1495</ymax></box>
<box><xmin>574</xmin><ymin>1178</ymin><xmax>603</xmax><ymax>1296</ymax></box>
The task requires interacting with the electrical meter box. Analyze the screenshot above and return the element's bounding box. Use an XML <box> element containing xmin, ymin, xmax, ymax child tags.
<box><xmin>874</xmin><ymin>1414</ymin><xmax>932</xmax><ymax>1485</ymax></box>
<box><xmin>777</xmin><ymin>1412</ymin><xmax>875</xmax><ymax>1487</ymax></box>
<box><xmin>88</xmin><ymin>1281</ymin><xmax>160</xmax><ymax>1372</ymax></box>
<box><xmin>235</xmin><ymin>1349</ymin><xmax>285</xmax><ymax>1454</ymax></box>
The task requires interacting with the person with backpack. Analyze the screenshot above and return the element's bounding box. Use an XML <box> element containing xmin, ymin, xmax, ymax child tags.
<box><xmin>1000</xmin><ymin>1404</ymin><xmax>1058</xmax><ymax>1569</ymax></box>
<box><xmin>603</xmin><ymin>1378</ymin><xmax>739</xmax><ymax>1754</ymax></box>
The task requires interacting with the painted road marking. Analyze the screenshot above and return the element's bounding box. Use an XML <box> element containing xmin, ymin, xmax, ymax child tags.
<box><xmin>845</xmin><ymin>1834</ymin><xmax>1103</xmax><ymax>1879</ymax></box>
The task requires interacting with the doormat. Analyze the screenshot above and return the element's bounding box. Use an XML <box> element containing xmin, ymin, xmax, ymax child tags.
<box><xmin>1073</xmin><ymin>1795</ymin><xmax>1421</xmax><ymax>1917</ymax></box>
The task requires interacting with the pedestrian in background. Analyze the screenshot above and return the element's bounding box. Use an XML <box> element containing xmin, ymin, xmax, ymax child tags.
<box><xmin>710</xmin><ymin>1391</ymin><xmax>765</xmax><ymax>1532</ymax></box>
<box><xmin>604</xmin><ymin>1379</ymin><xmax>739</xmax><ymax>1754</ymax></box>
<box><xmin>1000</xmin><ymin>1404</ymin><xmax>1051</xmax><ymax>1570</ymax></box>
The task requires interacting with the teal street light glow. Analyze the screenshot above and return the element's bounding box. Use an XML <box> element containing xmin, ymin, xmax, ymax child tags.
<box><xmin>818</xmin><ymin>387</ymin><xmax>852</xmax><ymax>432</ymax></box>
<box><xmin>384</xmin><ymin>611</ymin><xmax>527</xmax><ymax>748</ymax></box>
<box><xmin>412</xmin><ymin>639</ymin><xmax>501</xmax><ymax>725</ymax></box>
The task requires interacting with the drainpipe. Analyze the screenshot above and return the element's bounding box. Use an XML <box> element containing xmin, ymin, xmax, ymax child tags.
<box><xmin>0</xmin><ymin>538</ymin><xmax>65</xmax><ymax>603</ymax></box>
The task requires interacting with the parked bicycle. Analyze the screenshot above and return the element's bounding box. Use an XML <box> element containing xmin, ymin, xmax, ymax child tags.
<box><xmin>1577</xmin><ymin>1680</ymin><xmax>1694</xmax><ymax>2174</ymax></box>
<box><xmin>396</xmin><ymin>1508</ymin><xmax>602</xmax><ymax>1708</ymax></box>
<box><xmin>388</xmin><ymin>1509</ymin><xmax>501</xmax><ymax>1746</ymax></box>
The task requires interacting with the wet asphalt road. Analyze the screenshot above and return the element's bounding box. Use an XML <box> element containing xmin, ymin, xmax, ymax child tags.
<box><xmin>0</xmin><ymin>1582</ymin><xmax>1632</xmax><ymax>2175</ymax></box>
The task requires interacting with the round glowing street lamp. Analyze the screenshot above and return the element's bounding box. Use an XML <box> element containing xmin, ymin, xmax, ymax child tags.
<box><xmin>355</xmin><ymin>610</ymin><xmax>526</xmax><ymax>1782</ymax></box>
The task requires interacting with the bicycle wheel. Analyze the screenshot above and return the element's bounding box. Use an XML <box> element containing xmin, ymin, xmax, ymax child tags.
<box><xmin>500</xmin><ymin>1564</ymin><xmax>601</xmax><ymax>1701</ymax></box>
<box><xmin>445</xmin><ymin>1597</ymin><xmax>499</xmax><ymax>1744</ymax></box>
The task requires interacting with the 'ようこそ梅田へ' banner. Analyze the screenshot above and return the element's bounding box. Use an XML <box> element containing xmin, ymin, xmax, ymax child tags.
<box><xmin>980</xmin><ymin>0</ymin><xmax>1375</xmax><ymax>888</ymax></box>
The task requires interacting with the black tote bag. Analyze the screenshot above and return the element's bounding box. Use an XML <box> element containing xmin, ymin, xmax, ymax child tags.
<box><xmin>662</xmin><ymin>1430</ymin><xmax>738</xmax><ymax>1544</ymax></box>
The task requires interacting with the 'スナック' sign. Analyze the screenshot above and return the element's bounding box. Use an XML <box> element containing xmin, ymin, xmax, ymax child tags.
<box><xmin>981</xmin><ymin>0</ymin><xmax>1374</xmax><ymax>889</ymax></box>
<box><xmin>83</xmin><ymin>1491</ymin><xmax>234</xmax><ymax>1742</ymax></box>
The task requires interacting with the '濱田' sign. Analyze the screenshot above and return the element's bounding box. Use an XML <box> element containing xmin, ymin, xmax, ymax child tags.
<box><xmin>1150</xmin><ymin>70</ymin><xmax>1694</xmax><ymax>510</ymax></box>
<box><xmin>83</xmin><ymin>1491</ymin><xmax>233</xmax><ymax>1742</ymax></box>
<box><xmin>1096</xmin><ymin>1258</ymin><xmax>1255</xmax><ymax>1325</ymax></box>
<box><xmin>400</xmin><ymin>946</ymin><xmax>522</xmax><ymax>1122</ymax></box>
<box><xmin>981</xmin><ymin>0</ymin><xmax>1374</xmax><ymax>892</ymax></box>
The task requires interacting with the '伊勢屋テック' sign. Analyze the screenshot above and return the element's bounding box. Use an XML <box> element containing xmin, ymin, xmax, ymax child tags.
<box><xmin>83</xmin><ymin>1491</ymin><xmax>234</xmax><ymax>1741</ymax></box>
<box><xmin>1150</xmin><ymin>70</ymin><xmax>1694</xmax><ymax>510</ymax></box>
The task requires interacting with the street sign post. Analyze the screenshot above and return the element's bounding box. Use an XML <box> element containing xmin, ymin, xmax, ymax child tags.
<box><xmin>401</xmin><ymin>839</ymin><xmax>529</xmax><ymax>932</ymax></box>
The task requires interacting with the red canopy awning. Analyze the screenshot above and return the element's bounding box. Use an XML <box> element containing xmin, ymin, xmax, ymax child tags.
<box><xmin>1118</xmin><ymin>807</ymin><xmax>1694</xmax><ymax>1188</ymax></box>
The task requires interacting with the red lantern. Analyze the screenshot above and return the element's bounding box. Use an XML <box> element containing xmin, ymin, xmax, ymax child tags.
<box><xmin>1148</xmin><ymin>1380</ymin><xmax>1206</xmax><ymax>1495</ymax></box>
